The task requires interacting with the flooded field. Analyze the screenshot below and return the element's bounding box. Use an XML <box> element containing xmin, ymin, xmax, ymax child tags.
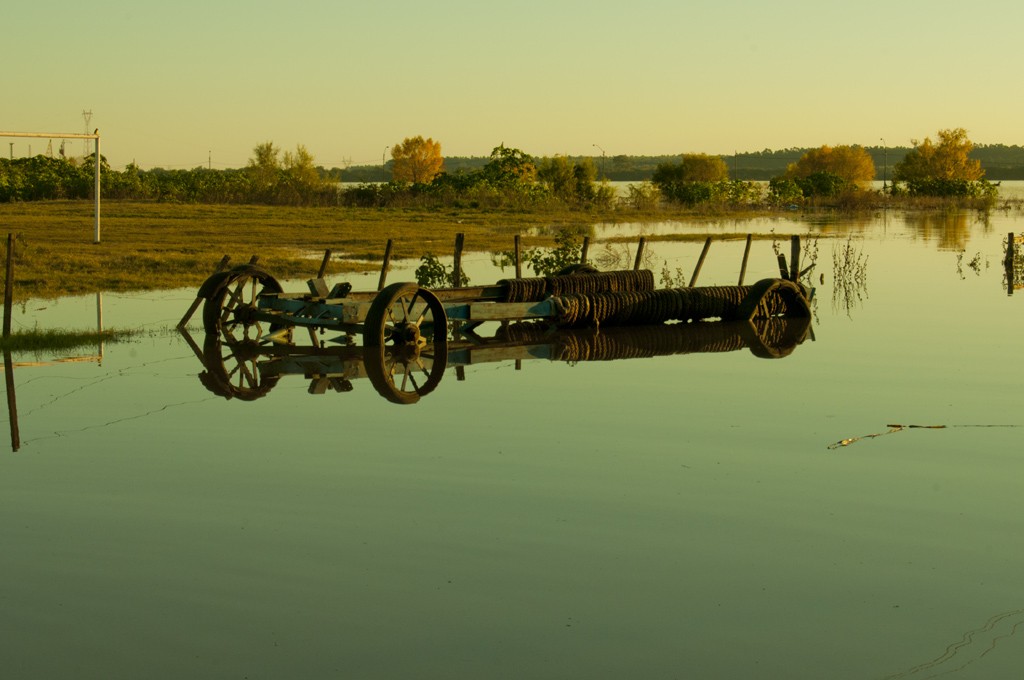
<box><xmin>2</xmin><ymin>208</ymin><xmax>1023</xmax><ymax>679</ymax></box>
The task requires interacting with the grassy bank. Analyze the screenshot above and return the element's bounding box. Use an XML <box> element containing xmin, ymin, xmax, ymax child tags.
<box><xmin>0</xmin><ymin>198</ymin><xmax>1016</xmax><ymax>301</ymax></box>
<box><xmin>0</xmin><ymin>200</ymin><xmax>704</xmax><ymax>301</ymax></box>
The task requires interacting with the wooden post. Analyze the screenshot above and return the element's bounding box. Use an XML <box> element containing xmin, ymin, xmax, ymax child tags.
<box><xmin>514</xmin><ymin>234</ymin><xmax>522</xmax><ymax>279</ymax></box>
<box><xmin>581</xmin><ymin>236</ymin><xmax>591</xmax><ymax>265</ymax></box>
<box><xmin>689</xmin><ymin>237</ymin><xmax>712</xmax><ymax>287</ymax></box>
<box><xmin>453</xmin><ymin>233</ymin><xmax>465</xmax><ymax>287</ymax></box>
<box><xmin>177</xmin><ymin>254</ymin><xmax>230</xmax><ymax>328</ymax></box>
<box><xmin>790</xmin><ymin>235</ymin><xmax>801</xmax><ymax>281</ymax></box>
<box><xmin>633</xmin><ymin>237</ymin><xmax>646</xmax><ymax>270</ymax></box>
<box><xmin>1005</xmin><ymin>232</ymin><xmax>1015</xmax><ymax>267</ymax></box>
<box><xmin>317</xmin><ymin>249</ymin><xmax>332</xmax><ymax>278</ymax></box>
<box><xmin>738</xmin><ymin>234</ymin><xmax>753</xmax><ymax>286</ymax></box>
<box><xmin>3</xmin><ymin>234</ymin><xmax>13</xmax><ymax>339</ymax></box>
<box><xmin>777</xmin><ymin>253</ymin><xmax>789</xmax><ymax>279</ymax></box>
<box><xmin>378</xmin><ymin>239</ymin><xmax>393</xmax><ymax>291</ymax></box>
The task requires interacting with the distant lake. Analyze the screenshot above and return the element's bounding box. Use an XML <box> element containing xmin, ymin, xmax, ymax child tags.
<box><xmin>2</xmin><ymin>208</ymin><xmax>1023</xmax><ymax>678</ymax></box>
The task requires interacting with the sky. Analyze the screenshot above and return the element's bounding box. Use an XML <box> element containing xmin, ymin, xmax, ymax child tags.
<box><xmin>3</xmin><ymin>0</ymin><xmax>1023</xmax><ymax>170</ymax></box>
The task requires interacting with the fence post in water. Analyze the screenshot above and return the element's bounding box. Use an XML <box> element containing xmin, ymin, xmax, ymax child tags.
<box><xmin>514</xmin><ymin>235</ymin><xmax>522</xmax><ymax>279</ymax></box>
<box><xmin>378</xmin><ymin>239</ymin><xmax>393</xmax><ymax>291</ymax></box>
<box><xmin>738</xmin><ymin>234</ymin><xmax>753</xmax><ymax>285</ymax></box>
<box><xmin>689</xmin><ymin>237</ymin><xmax>712</xmax><ymax>287</ymax></box>
<box><xmin>3</xmin><ymin>234</ymin><xmax>13</xmax><ymax>339</ymax></box>
<box><xmin>581</xmin><ymin>236</ymin><xmax>591</xmax><ymax>265</ymax></box>
<box><xmin>790</xmin><ymin>235</ymin><xmax>801</xmax><ymax>281</ymax></box>
<box><xmin>453</xmin><ymin>233</ymin><xmax>465</xmax><ymax>287</ymax></box>
<box><xmin>633</xmin><ymin>237</ymin><xmax>646</xmax><ymax>271</ymax></box>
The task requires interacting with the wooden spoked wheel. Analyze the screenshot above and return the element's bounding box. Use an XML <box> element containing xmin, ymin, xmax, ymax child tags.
<box><xmin>362</xmin><ymin>282</ymin><xmax>448</xmax><ymax>404</ymax></box>
<box><xmin>201</xmin><ymin>265</ymin><xmax>283</xmax><ymax>340</ymax></box>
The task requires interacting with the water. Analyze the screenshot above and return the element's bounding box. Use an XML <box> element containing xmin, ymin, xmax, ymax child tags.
<box><xmin>1</xmin><ymin>210</ymin><xmax>1022</xmax><ymax>679</ymax></box>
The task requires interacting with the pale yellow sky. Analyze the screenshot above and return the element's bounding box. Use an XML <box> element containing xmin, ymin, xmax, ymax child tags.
<box><xmin>4</xmin><ymin>0</ymin><xmax>1023</xmax><ymax>169</ymax></box>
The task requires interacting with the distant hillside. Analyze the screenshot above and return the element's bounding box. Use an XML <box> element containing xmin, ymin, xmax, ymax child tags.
<box><xmin>327</xmin><ymin>144</ymin><xmax>1024</xmax><ymax>182</ymax></box>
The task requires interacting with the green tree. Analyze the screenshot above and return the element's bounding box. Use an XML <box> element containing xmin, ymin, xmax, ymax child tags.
<box><xmin>480</xmin><ymin>144</ymin><xmax>536</xmax><ymax>186</ymax></box>
<box><xmin>537</xmin><ymin>155</ymin><xmax>599</xmax><ymax>204</ymax></box>
<box><xmin>651</xmin><ymin>154</ymin><xmax>730</xmax><ymax>205</ymax></box>
<box><xmin>247</xmin><ymin>141</ymin><xmax>281</xmax><ymax>198</ymax></box>
<box><xmin>391</xmin><ymin>136</ymin><xmax>444</xmax><ymax>183</ymax></box>
<box><xmin>653</xmin><ymin>153</ymin><xmax>728</xmax><ymax>184</ymax></box>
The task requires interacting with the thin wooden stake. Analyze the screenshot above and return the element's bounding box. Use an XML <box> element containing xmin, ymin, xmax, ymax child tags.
<box><xmin>378</xmin><ymin>239</ymin><xmax>393</xmax><ymax>291</ymax></box>
<box><xmin>790</xmin><ymin>235</ymin><xmax>801</xmax><ymax>281</ymax></box>
<box><xmin>1005</xmin><ymin>232</ymin><xmax>1015</xmax><ymax>267</ymax></box>
<box><xmin>177</xmin><ymin>254</ymin><xmax>230</xmax><ymax>329</ymax></box>
<box><xmin>633</xmin><ymin>237</ymin><xmax>646</xmax><ymax>271</ymax></box>
<box><xmin>581</xmin><ymin>236</ymin><xmax>591</xmax><ymax>265</ymax></box>
<box><xmin>317</xmin><ymin>249</ymin><xmax>332</xmax><ymax>278</ymax></box>
<box><xmin>689</xmin><ymin>237</ymin><xmax>712</xmax><ymax>287</ymax></box>
<box><xmin>777</xmin><ymin>253</ymin><xmax>789</xmax><ymax>279</ymax></box>
<box><xmin>738</xmin><ymin>234</ymin><xmax>752</xmax><ymax>286</ymax></box>
<box><xmin>514</xmin><ymin>234</ymin><xmax>522</xmax><ymax>279</ymax></box>
<box><xmin>453</xmin><ymin>233</ymin><xmax>465</xmax><ymax>287</ymax></box>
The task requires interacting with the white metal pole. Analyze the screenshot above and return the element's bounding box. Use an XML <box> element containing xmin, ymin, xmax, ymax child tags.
<box><xmin>94</xmin><ymin>133</ymin><xmax>101</xmax><ymax>244</ymax></box>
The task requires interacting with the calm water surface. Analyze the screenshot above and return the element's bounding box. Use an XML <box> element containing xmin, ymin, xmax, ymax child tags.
<box><xmin>1</xmin><ymin>209</ymin><xmax>1022</xmax><ymax>679</ymax></box>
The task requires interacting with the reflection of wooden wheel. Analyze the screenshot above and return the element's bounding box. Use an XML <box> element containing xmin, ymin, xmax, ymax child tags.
<box><xmin>201</xmin><ymin>265</ymin><xmax>283</xmax><ymax>339</ymax></box>
<box><xmin>363</xmin><ymin>345</ymin><xmax>447</xmax><ymax>405</ymax></box>
<box><xmin>198</xmin><ymin>334</ymin><xmax>279</xmax><ymax>401</ymax></box>
<box><xmin>740</xmin><ymin>316</ymin><xmax>812</xmax><ymax>359</ymax></box>
<box><xmin>363</xmin><ymin>282</ymin><xmax>448</xmax><ymax>404</ymax></box>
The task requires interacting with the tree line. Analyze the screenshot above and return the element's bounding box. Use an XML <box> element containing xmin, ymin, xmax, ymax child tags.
<box><xmin>0</xmin><ymin>129</ymin><xmax>1008</xmax><ymax>208</ymax></box>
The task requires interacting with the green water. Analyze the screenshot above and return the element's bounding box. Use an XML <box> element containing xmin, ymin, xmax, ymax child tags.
<box><xmin>1</xmin><ymin>211</ymin><xmax>1022</xmax><ymax>679</ymax></box>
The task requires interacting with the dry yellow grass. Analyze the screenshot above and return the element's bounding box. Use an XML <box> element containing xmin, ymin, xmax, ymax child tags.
<box><xmin>0</xmin><ymin>200</ymin><xmax>619</xmax><ymax>300</ymax></box>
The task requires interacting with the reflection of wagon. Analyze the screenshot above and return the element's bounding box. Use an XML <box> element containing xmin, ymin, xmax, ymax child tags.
<box><xmin>183</xmin><ymin>315</ymin><xmax>812</xmax><ymax>405</ymax></box>
<box><xmin>183</xmin><ymin>244</ymin><xmax>813</xmax><ymax>403</ymax></box>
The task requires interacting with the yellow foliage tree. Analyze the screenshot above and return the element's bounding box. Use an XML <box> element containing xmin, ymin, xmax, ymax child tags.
<box><xmin>391</xmin><ymin>136</ymin><xmax>444</xmax><ymax>183</ymax></box>
<box><xmin>893</xmin><ymin>128</ymin><xmax>983</xmax><ymax>182</ymax></box>
<box><xmin>785</xmin><ymin>145</ymin><xmax>875</xmax><ymax>185</ymax></box>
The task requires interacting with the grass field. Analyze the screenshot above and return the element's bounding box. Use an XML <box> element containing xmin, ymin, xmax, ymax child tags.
<box><xmin>0</xmin><ymin>201</ymin><xmax>648</xmax><ymax>301</ymax></box>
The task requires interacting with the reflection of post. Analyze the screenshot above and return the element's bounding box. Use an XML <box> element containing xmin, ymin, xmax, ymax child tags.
<box><xmin>1007</xmin><ymin>232</ymin><xmax>1015</xmax><ymax>297</ymax></box>
<box><xmin>4</xmin><ymin>350</ymin><xmax>19</xmax><ymax>452</ymax></box>
<box><xmin>96</xmin><ymin>292</ymin><xmax>104</xmax><ymax>363</ymax></box>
